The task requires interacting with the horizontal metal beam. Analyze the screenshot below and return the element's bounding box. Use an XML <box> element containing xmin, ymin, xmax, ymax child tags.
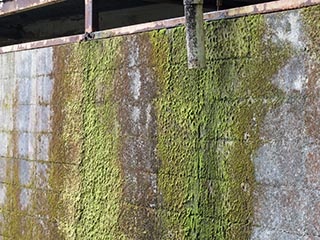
<box><xmin>0</xmin><ymin>34</ymin><xmax>82</xmax><ymax>54</ymax></box>
<box><xmin>233</xmin><ymin>0</ymin><xmax>271</xmax><ymax>2</ymax></box>
<box><xmin>0</xmin><ymin>0</ymin><xmax>64</xmax><ymax>17</ymax></box>
<box><xmin>0</xmin><ymin>0</ymin><xmax>319</xmax><ymax>54</ymax></box>
<box><xmin>205</xmin><ymin>0</ymin><xmax>320</xmax><ymax>20</ymax></box>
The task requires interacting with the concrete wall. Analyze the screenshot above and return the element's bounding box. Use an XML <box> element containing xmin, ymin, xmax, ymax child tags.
<box><xmin>0</xmin><ymin>4</ymin><xmax>319</xmax><ymax>240</ymax></box>
<box><xmin>0</xmin><ymin>48</ymin><xmax>65</xmax><ymax>239</ymax></box>
<box><xmin>252</xmin><ymin>8</ymin><xmax>320</xmax><ymax>240</ymax></box>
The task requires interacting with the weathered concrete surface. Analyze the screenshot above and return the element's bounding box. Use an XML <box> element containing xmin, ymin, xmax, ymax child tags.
<box><xmin>0</xmin><ymin>4</ymin><xmax>319</xmax><ymax>240</ymax></box>
<box><xmin>0</xmin><ymin>48</ymin><xmax>64</xmax><ymax>239</ymax></box>
<box><xmin>252</xmin><ymin>9</ymin><xmax>320</xmax><ymax>240</ymax></box>
<box><xmin>116</xmin><ymin>34</ymin><xmax>159</xmax><ymax>238</ymax></box>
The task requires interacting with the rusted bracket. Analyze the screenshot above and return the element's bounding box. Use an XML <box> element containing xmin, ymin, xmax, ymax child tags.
<box><xmin>85</xmin><ymin>0</ymin><xmax>99</xmax><ymax>33</ymax></box>
<box><xmin>81</xmin><ymin>32</ymin><xmax>95</xmax><ymax>42</ymax></box>
<box><xmin>184</xmin><ymin>0</ymin><xmax>206</xmax><ymax>69</ymax></box>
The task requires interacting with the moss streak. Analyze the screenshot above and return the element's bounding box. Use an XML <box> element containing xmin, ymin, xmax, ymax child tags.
<box><xmin>54</xmin><ymin>39</ymin><xmax>125</xmax><ymax>239</ymax></box>
<box><xmin>302</xmin><ymin>5</ymin><xmax>320</xmax><ymax>141</ymax></box>
<box><xmin>151</xmin><ymin>14</ymin><xmax>291</xmax><ymax>239</ymax></box>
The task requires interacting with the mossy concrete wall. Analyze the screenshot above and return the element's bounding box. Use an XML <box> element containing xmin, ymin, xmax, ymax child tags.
<box><xmin>0</xmin><ymin>5</ymin><xmax>319</xmax><ymax>240</ymax></box>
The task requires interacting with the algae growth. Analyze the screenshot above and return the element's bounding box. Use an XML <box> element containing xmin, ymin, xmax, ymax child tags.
<box><xmin>19</xmin><ymin>7</ymin><xmax>305</xmax><ymax>240</ymax></box>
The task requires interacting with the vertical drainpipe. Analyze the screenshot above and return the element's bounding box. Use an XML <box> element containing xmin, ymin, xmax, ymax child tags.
<box><xmin>184</xmin><ymin>0</ymin><xmax>206</xmax><ymax>69</ymax></box>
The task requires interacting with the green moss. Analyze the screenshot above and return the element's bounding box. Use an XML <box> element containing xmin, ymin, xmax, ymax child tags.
<box><xmin>301</xmin><ymin>5</ymin><xmax>320</xmax><ymax>145</ymax></box>
<box><xmin>302</xmin><ymin>5</ymin><xmax>320</xmax><ymax>59</ymax></box>
<box><xmin>151</xmin><ymin>13</ymin><xmax>292</xmax><ymax>239</ymax></box>
<box><xmin>2</xmin><ymin>6</ymin><xmax>305</xmax><ymax>239</ymax></box>
<box><xmin>53</xmin><ymin>39</ymin><xmax>125</xmax><ymax>239</ymax></box>
<box><xmin>2</xmin><ymin>6</ymin><xmax>303</xmax><ymax>239</ymax></box>
<box><xmin>1</xmin><ymin>72</ymin><xmax>24</xmax><ymax>239</ymax></box>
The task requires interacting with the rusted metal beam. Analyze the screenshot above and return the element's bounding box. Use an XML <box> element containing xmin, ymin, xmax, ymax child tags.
<box><xmin>94</xmin><ymin>17</ymin><xmax>184</xmax><ymax>39</ymax></box>
<box><xmin>233</xmin><ymin>0</ymin><xmax>271</xmax><ymax>2</ymax></box>
<box><xmin>0</xmin><ymin>34</ymin><xmax>82</xmax><ymax>54</ymax></box>
<box><xmin>85</xmin><ymin>0</ymin><xmax>99</xmax><ymax>33</ymax></box>
<box><xmin>0</xmin><ymin>0</ymin><xmax>64</xmax><ymax>17</ymax></box>
<box><xmin>0</xmin><ymin>0</ymin><xmax>319</xmax><ymax>54</ymax></box>
<box><xmin>184</xmin><ymin>0</ymin><xmax>206</xmax><ymax>69</ymax></box>
<box><xmin>205</xmin><ymin>0</ymin><xmax>320</xmax><ymax>20</ymax></box>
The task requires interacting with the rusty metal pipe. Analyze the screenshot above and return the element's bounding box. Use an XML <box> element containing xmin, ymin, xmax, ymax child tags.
<box><xmin>184</xmin><ymin>0</ymin><xmax>206</xmax><ymax>69</ymax></box>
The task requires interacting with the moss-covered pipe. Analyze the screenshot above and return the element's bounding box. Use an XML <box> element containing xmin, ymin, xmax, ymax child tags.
<box><xmin>184</xmin><ymin>0</ymin><xmax>206</xmax><ymax>69</ymax></box>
